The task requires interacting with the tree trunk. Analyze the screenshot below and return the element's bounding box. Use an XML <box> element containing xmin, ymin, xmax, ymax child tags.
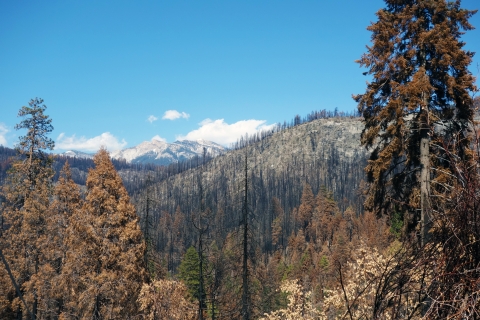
<box><xmin>420</xmin><ymin>112</ymin><xmax>430</xmax><ymax>247</ymax></box>
<box><xmin>197</xmin><ymin>151</ymin><xmax>207</xmax><ymax>320</ymax></box>
<box><xmin>0</xmin><ymin>249</ymin><xmax>33</xmax><ymax>320</ymax></box>
<box><xmin>242</xmin><ymin>151</ymin><xmax>250</xmax><ymax>320</ymax></box>
<box><xmin>198</xmin><ymin>235</ymin><xmax>205</xmax><ymax>320</ymax></box>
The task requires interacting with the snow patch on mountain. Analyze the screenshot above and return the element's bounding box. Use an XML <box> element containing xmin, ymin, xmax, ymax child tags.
<box><xmin>110</xmin><ymin>139</ymin><xmax>226</xmax><ymax>165</ymax></box>
<box><xmin>59</xmin><ymin>150</ymin><xmax>95</xmax><ymax>159</ymax></box>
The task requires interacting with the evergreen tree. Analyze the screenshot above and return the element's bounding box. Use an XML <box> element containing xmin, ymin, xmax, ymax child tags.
<box><xmin>0</xmin><ymin>98</ymin><xmax>55</xmax><ymax>319</ymax></box>
<box><xmin>63</xmin><ymin>148</ymin><xmax>145</xmax><ymax>319</ymax></box>
<box><xmin>296</xmin><ymin>184</ymin><xmax>315</xmax><ymax>238</ymax></box>
<box><xmin>241</xmin><ymin>150</ymin><xmax>252</xmax><ymax>320</ymax></box>
<box><xmin>312</xmin><ymin>186</ymin><xmax>338</xmax><ymax>248</ymax></box>
<box><xmin>45</xmin><ymin>162</ymin><xmax>82</xmax><ymax>318</ymax></box>
<box><xmin>354</xmin><ymin>0</ymin><xmax>477</xmax><ymax>240</ymax></box>
<box><xmin>178</xmin><ymin>246</ymin><xmax>202</xmax><ymax>300</ymax></box>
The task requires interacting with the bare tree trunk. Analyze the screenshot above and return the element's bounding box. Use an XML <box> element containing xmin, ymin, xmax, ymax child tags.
<box><xmin>198</xmin><ymin>233</ymin><xmax>205</xmax><ymax>320</ymax></box>
<box><xmin>242</xmin><ymin>150</ymin><xmax>250</xmax><ymax>320</ymax></box>
<box><xmin>33</xmin><ymin>257</ymin><xmax>38</xmax><ymax>319</ymax></box>
<box><xmin>420</xmin><ymin>93</ymin><xmax>431</xmax><ymax>317</ymax></box>
<box><xmin>196</xmin><ymin>149</ymin><xmax>207</xmax><ymax>320</ymax></box>
<box><xmin>418</xmin><ymin>47</ymin><xmax>431</xmax><ymax>248</ymax></box>
<box><xmin>420</xmin><ymin>128</ymin><xmax>430</xmax><ymax>247</ymax></box>
<box><xmin>0</xmin><ymin>249</ymin><xmax>34</xmax><ymax>320</ymax></box>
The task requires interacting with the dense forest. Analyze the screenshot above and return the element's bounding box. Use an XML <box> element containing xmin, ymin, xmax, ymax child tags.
<box><xmin>2</xmin><ymin>1</ymin><xmax>480</xmax><ymax>319</ymax></box>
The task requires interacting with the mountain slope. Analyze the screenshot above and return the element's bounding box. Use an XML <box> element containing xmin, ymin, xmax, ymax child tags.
<box><xmin>110</xmin><ymin>139</ymin><xmax>225</xmax><ymax>166</ymax></box>
<box><xmin>132</xmin><ymin>116</ymin><xmax>369</xmax><ymax>234</ymax></box>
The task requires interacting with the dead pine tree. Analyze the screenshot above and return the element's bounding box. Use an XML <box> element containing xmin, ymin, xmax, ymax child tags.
<box><xmin>63</xmin><ymin>148</ymin><xmax>146</xmax><ymax>318</ymax></box>
<box><xmin>240</xmin><ymin>147</ymin><xmax>254</xmax><ymax>320</ymax></box>
<box><xmin>354</xmin><ymin>0</ymin><xmax>477</xmax><ymax>243</ymax></box>
<box><xmin>140</xmin><ymin>175</ymin><xmax>161</xmax><ymax>279</ymax></box>
<box><xmin>1</xmin><ymin>98</ymin><xmax>55</xmax><ymax>319</ymax></box>
<box><xmin>192</xmin><ymin>148</ymin><xmax>209</xmax><ymax>320</ymax></box>
<box><xmin>355</xmin><ymin>1</ymin><xmax>478</xmax><ymax>317</ymax></box>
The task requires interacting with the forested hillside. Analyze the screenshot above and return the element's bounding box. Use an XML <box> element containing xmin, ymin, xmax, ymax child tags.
<box><xmin>0</xmin><ymin>146</ymin><xmax>209</xmax><ymax>195</ymax></box>
<box><xmin>131</xmin><ymin>116</ymin><xmax>369</xmax><ymax>269</ymax></box>
<box><xmin>2</xmin><ymin>0</ymin><xmax>480</xmax><ymax>319</ymax></box>
<box><xmin>2</xmin><ymin>100</ymin><xmax>480</xmax><ymax>318</ymax></box>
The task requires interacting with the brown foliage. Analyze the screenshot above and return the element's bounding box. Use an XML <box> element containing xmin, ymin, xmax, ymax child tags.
<box><xmin>297</xmin><ymin>184</ymin><xmax>315</xmax><ymax>234</ymax></box>
<box><xmin>0</xmin><ymin>98</ymin><xmax>56</xmax><ymax>318</ymax></box>
<box><xmin>138</xmin><ymin>279</ymin><xmax>196</xmax><ymax>320</ymax></box>
<box><xmin>355</xmin><ymin>0</ymin><xmax>477</xmax><ymax>228</ymax></box>
<box><xmin>62</xmin><ymin>148</ymin><xmax>145</xmax><ymax>319</ymax></box>
<box><xmin>36</xmin><ymin>162</ymin><xmax>83</xmax><ymax>318</ymax></box>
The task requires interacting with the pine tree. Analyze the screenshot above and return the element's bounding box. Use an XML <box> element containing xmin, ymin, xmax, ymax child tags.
<box><xmin>296</xmin><ymin>184</ymin><xmax>315</xmax><ymax>239</ymax></box>
<box><xmin>0</xmin><ymin>98</ymin><xmax>55</xmax><ymax>319</ymax></box>
<box><xmin>44</xmin><ymin>162</ymin><xmax>82</xmax><ymax>318</ymax></box>
<box><xmin>241</xmin><ymin>150</ymin><xmax>252</xmax><ymax>320</ymax></box>
<box><xmin>178</xmin><ymin>246</ymin><xmax>202</xmax><ymax>300</ymax></box>
<box><xmin>270</xmin><ymin>197</ymin><xmax>285</xmax><ymax>252</ymax></box>
<box><xmin>63</xmin><ymin>148</ymin><xmax>145</xmax><ymax>319</ymax></box>
<box><xmin>354</xmin><ymin>0</ymin><xmax>477</xmax><ymax>241</ymax></box>
<box><xmin>312</xmin><ymin>186</ymin><xmax>338</xmax><ymax>248</ymax></box>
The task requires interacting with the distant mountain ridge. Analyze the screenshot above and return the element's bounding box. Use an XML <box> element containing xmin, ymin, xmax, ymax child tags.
<box><xmin>110</xmin><ymin>139</ymin><xmax>226</xmax><ymax>166</ymax></box>
<box><xmin>59</xmin><ymin>150</ymin><xmax>95</xmax><ymax>159</ymax></box>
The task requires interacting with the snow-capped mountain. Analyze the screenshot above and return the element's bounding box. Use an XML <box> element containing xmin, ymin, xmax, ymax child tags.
<box><xmin>110</xmin><ymin>139</ymin><xmax>226</xmax><ymax>165</ymax></box>
<box><xmin>59</xmin><ymin>150</ymin><xmax>95</xmax><ymax>159</ymax></box>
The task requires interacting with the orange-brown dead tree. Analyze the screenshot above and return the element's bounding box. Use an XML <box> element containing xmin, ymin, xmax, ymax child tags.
<box><xmin>62</xmin><ymin>148</ymin><xmax>145</xmax><ymax>319</ymax></box>
<box><xmin>44</xmin><ymin>162</ymin><xmax>83</xmax><ymax>318</ymax></box>
<box><xmin>355</xmin><ymin>0</ymin><xmax>477</xmax><ymax>244</ymax></box>
<box><xmin>296</xmin><ymin>184</ymin><xmax>315</xmax><ymax>241</ymax></box>
<box><xmin>0</xmin><ymin>98</ymin><xmax>55</xmax><ymax>319</ymax></box>
<box><xmin>354</xmin><ymin>1</ymin><xmax>479</xmax><ymax>318</ymax></box>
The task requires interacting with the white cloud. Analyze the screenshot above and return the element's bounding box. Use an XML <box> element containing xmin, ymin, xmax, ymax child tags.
<box><xmin>56</xmin><ymin>132</ymin><xmax>127</xmax><ymax>152</ymax></box>
<box><xmin>151</xmin><ymin>135</ymin><xmax>166</xmax><ymax>142</ymax></box>
<box><xmin>147</xmin><ymin>115</ymin><xmax>158</xmax><ymax>123</ymax></box>
<box><xmin>0</xmin><ymin>123</ymin><xmax>8</xmax><ymax>146</ymax></box>
<box><xmin>162</xmin><ymin>110</ymin><xmax>190</xmax><ymax>120</ymax></box>
<box><xmin>177</xmin><ymin>118</ymin><xmax>275</xmax><ymax>146</ymax></box>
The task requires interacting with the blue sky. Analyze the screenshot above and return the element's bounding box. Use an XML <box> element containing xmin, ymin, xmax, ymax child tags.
<box><xmin>1</xmin><ymin>1</ymin><xmax>479</xmax><ymax>152</ymax></box>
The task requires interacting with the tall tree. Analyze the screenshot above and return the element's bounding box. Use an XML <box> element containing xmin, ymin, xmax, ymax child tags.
<box><xmin>63</xmin><ymin>148</ymin><xmax>145</xmax><ymax>319</ymax></box>
<box><xmin>270</xmin><ymin>197</ymin><xmax>284</xmax><ymax>252</ymax></box>
<box><xmin>44</xmin><ymin>162</ymin><xmax>82</xmax><ymax>318</ymax></box>
<box><xmin>139</xmin><ymin>176</ymin><xmax>161</xmax><ymax>279</ymax></box>
<box><xmin>178</xmin><ymin>246</ymin><xmax>205</xmax><ymax>301</ymax></box>
<box><xmin>241</xmin><ymin>150</ymin><xmax>252</xmax><ymax>320</ymax></box>
<box><xmin>192</xmin><ymin>149</ymin><xmax>209</xmax><ymax>320</ymax></box>
<box><xmin>0</xmin><ymin>98</ymin><xmax>55</xmax><ymax>319</ymax></box>
<box><xmin>355</xmin><ymin>0</ymin><xmax>477</xmax><ymax>242</ymax></box>
<box><xmin>296</xmin><ymin>184</ymin><xmax>315</xmax><ymax>239</ymax></box>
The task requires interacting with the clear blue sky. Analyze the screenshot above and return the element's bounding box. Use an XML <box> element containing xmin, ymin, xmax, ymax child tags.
<box><xmin>1</xmin><ymin>1</ymin><xmax>479</xmax><ymax>152</ymax></box>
